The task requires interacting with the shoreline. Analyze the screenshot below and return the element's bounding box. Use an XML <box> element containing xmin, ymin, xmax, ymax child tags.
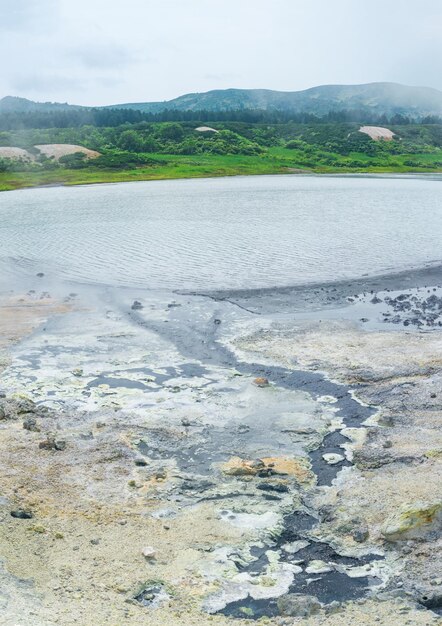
<box><xmin>1</xmin><ymin>167</ymin><xmax>441</xmax><ymax>193</ymax></box>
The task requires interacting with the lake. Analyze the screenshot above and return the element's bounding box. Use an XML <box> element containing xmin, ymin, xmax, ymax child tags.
<box><xmin>1</xmin><ymin>174</ymin><xmax>441</xmax><ymax>290</ymax></box>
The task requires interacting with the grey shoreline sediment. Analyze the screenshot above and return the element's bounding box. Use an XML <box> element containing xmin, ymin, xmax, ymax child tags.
<box><xmin>188</xmin><ymin>261</ymin><xmax>442</xmax><ymax>315</ymax></box>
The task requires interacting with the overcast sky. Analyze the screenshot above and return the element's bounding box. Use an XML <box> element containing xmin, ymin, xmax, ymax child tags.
<box><xmin>1</xmin><ymin>0</ymin><xmax>441</xmax><ymax>106</ymax></box>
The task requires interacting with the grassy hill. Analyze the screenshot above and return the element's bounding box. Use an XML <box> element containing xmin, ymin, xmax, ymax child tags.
<box><xmin>0</xmin><ymin>96</ymin><xmax>83</xmax><ymax>113</ymax></box>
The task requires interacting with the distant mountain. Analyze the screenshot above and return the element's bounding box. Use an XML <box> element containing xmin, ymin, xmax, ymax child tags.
<box><xmin>0</xmin><ymin>96</ymin><xmax>84</xmax><ymax>113</ymax></box>
<box><xmin>109</xmin><ymin>83</ymin><xmax>442</xmax><ymax>117</ymax></box>
<box><xmin>2</xmin><ymin>83</ymin><xmax>442</xmax><ymax>118</ymax></box>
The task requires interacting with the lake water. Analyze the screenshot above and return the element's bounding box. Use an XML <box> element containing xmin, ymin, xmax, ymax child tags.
<box><xmin>1</xmin><ymin>174</ymin><xmax>442</xmax><ymax>290</ymax></box>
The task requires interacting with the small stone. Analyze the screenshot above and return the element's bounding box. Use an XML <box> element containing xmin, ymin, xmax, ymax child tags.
<box><xmin>16</xmin><ymin>399</ymin><xmax>37</xmax><ymax>415</ymax></box>
<box><xmin>352</xmin><ymin>526</ymin><xmax>369</xmax><ymax>543</ymax></box>
<box><xmin>322</xmin><ymin>453</ymin><xmax>345</xmax><ymax>465</ymax></box>
<box><xmin>181</xmin><ymin>418</ymin><xmax>191</xmax><ymax>427</ymax></box>
<box><xmin>90</xmin><ymin>538</ymin><xmax>100</xmax><ymax>545</ymax></box>
<box><xmin>214</xmin><ymin>319</ymin><xmax>221</xmax><ymax>325</ymax></box>
<box><xmin>253</xmin><ymin>377</ymin><xmax>269</xmax><ymax>388</ymax></box>
<box><xmin>131</xmin><ymin>300</ymin><xmax>143</xmax><ymax>310</ymax></box>
<box><xmin>10</xmin><ymin>509</ymin><xmax>33</xmax><ymax>519</ymax></box>
<box><xmin>325</xmin><ymin>601</ymin><xmax>342</xmax><ymax>615</ymax></box>
<box><xmin>277</xmin><ymin>594</ymin><xmax>322</xmax><ymax>617</ymax></box>
<box><xmin>305</xmin><ymin>560</ymin><xmax>332</xmax><ymax>574</ymax></box>
<box><xmin>134</xmin><ymin>458</ymin><xmax>147</xmax><ymax>466</ymax></box>
<box><xmin>142</xmin><ymin>546</ymin><xmax>156</xmax><ymax>560</ymax></box>
<box><xmin>29</xmin><ymin>524</ymin><xmax>46</xmax><ymax>534</ymax></box>
<box><xmin>23</xmin><ymin>417</ymin><xmax>40</xmax><ymax>432</ymax></box>
<box><xmin>257</xmin><ymin>481</ymin><xmax>289</xmax><ymax>493</ymax></box>
<box><xmin>72</xmin><ymin>368</ymin><xmax>83</xmax><ymax>377</ymax></box>
<box><xmin>36</xmin><ymin>272</ymin><xmax>44</xmax><ymax>278</ymax></box>
<box><xmin>39</xmin><ymin>437</ymin><xmax>66</xmax><ymax>451</ymax></box>
<box><xmin>383</xmin><ymin>440</ymin><xmax>393</xmax><ymax>449</ymax></box>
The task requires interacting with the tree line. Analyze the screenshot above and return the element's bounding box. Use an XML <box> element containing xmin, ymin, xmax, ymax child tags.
<box><xmin>1</xmin><ymin>106</ymin><xmax>441</xmax><ymax>131</ymax></box>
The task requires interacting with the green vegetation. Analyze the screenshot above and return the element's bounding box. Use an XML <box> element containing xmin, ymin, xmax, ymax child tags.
<box><xmin>0</xmin><ymin>119</ymin><xmax>441</xmax><ymax>192</ymax></box>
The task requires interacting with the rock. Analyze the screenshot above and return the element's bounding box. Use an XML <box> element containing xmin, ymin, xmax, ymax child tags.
<box><xmin>257</xmin><ymin>481</ymin><xmax>290</xmax><ymax>493</ymax></box>
<box><xmin>277</xmin><ymin>593</ymin><xmax>322</xmax><ymax>617</ymax></box>
<box><xmin>220</xmin><ymin>456</ymin><xmax>313</xmax><ymax>484</ymax></box>
<box><xmin>381</xmin><ymin>501</ymin><xmax>442</xmax><ymax>541</ymax></box>
<box><xmin>253</xmin><ymin>377</ymin><xmax>269</xmax><ymax>387</ymax></box>
<box><xmin>305</xmin><ymin>560</ymin><xmax>332</xmax><ymax>574</ymax></box>
<box><xmin>72</xmin><ymin>368</ymin><xmax>83</xmax><ymax>377</ymax></box>
<box><xmin>325</xmin><ymin>601</ymin><xmax>342</xmax><ymax>615</ymax></box>
<box><xmin>214</xmin><ymin>319</ymin><xmax>221</xmax><ymax>325</ymax></box>
<box><xmin>39</xmin><ymin>436</ymin><xmax>66</xmax><ymax>451</ymax></box>
<box><xmin>15</xmin><ymin>398</ymin><xmax>37</xmax><ymax>414</ymax></box>
<box><xmin>322</xmin><ymin>453</ymin><xmax>345</xmax><ymax>465</ymax></box>
<box><xmin>221</xmin><ymin>457</ymin><xmax>265</xmax><ymax>476</ymax></box>
<box><xmin>10</xmin><ymin>509</ymin><xmax>33</xmax><ymax>519</ymax></box>
<box><xmin>142</xmin><ymin>546</ymin><xmax>156</xmax><ymax>560</ymax></box>
<box><xmin>29</xmin><ymin>524</ymin><xmax>46</xmax><ymax>534</ymax></box>
<box><xmin>23</xmin><ymin>417</ymin><xmax>40</xmax><ymax>432</ymax></box>
<box><xmin>134</xmin><ymin>457</ymin><xmax>147</xmax><ymax>466</ymax></box>
<box><xmin>352</xmin><ymin>525</ymin><xmax>369</xmax><ymax>543</ymax></box>
<box><xmin>131</xmin><ymin>300</ymin><xmax>143</xmax><ymax>310</ymax></box>
<box><xmin>36</xmin><ymin>272</ymin><xmax>44</xmax><ymax>278</ymax></box>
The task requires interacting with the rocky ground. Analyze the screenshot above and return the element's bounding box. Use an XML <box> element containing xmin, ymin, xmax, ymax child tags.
<box><xmin>0</xmin><ymin>276</ymin><xmax>442</xmax><ymax>625</ymax></box>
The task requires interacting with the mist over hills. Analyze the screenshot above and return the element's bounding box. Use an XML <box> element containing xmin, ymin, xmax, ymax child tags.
<box><xmin>1</xmin><ymin>83</ymin><xmax>442</xmax><ymax>118</ymax></box>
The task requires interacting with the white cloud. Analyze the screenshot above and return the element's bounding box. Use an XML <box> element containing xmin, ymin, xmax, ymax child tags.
<box><xmin>0</xmin><ymin>0</ymin><xmax>440</xmax><ymax>105</ymax></box>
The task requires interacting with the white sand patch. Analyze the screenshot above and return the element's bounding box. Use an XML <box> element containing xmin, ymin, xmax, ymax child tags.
<box><xmin>195</xmin><ymin>126</ymin><xmax>219</xmax><ymax>133</ymax></box>
<box><xmin>34</xmin><ymin>144</ymin><xmax>100</xmax><ymax>160</ymax></box>
<box><xmin>359</xmin><ymin>126</ymin><xmax>395</xmax><ymax>141</ymax></box>
<box><xmin>0</xmin><ymin>147</ymin><xmax>35</xmax><ymax>161</ymax></box>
